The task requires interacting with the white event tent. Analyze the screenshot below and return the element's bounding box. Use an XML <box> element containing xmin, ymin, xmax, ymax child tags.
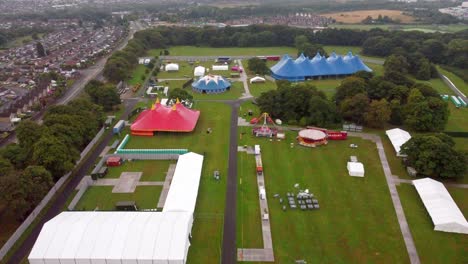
<box><xmin>249</xmin><ymin>76</ymin><xmax>266</xmax><ymax>84</ymax></box>
<box><xmin>193</xmin><ymin>66</ymin><xmax>205</xmax><ymax>77</ymax></box>
<box><xmin>347</xmin><ymin>162</ymin><xmax>365</xmax><ymax>177</ymax></box>
<box><xmin>385</xmin><ymin>128</ymin><xmax>411</xmax><ymax>157</ymax></box>
<box><xmin>29</xmin><ymin>152</ymin><xmax>204</xmax><ymax>264</ymax></box>
<box><xmin>165</xmin><ymin>63</ymin><xmax>179</xmax><ymax>72</ymax></box>
<box><xmin>413</xmin><ymin>178</ymin><xmax>468</xmax><ymax>234</ymax></box>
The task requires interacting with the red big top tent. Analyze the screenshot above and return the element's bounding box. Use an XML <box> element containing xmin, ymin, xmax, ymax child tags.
<box><xmin>130</xmin><ymin>99</ymin><xmax>200</xmax><ymax>136</ymax></box>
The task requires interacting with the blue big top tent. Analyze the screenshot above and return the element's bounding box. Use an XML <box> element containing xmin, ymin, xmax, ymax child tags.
<box><xmin>270</xmin><ymin>52</ymin><xmax>372</xmax><ymax>82</ymax></box>
<box><xmin>192</xmin><ymin>75</ymin><xmax>231</xmax><ymax>94</ymax></box>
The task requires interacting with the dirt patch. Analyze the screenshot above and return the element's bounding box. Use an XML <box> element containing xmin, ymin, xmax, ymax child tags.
<box><xmin>321</xmin><ymin>9</ymin><xmax>414</xmax><ymax>24</ymax></box>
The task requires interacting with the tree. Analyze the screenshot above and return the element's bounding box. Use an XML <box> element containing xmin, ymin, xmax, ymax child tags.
<box><xmin>22</xmin><ymin>166</ymin><xmax>53</xmax><ymax>205</ymax></box>
<box><xmin>0</xmin><ymin>175</ymin><xmax>29</xmax><ymax>220</ymax></box>
<box><xmin>334</xmin><ymin>76</ymin><xmax>367</xmax><ymax>103</ymax></box>
<box><xmin>308</xmin><ymin>96</ymin><xmax>340</xmax><ymax>127</ymax></box>
<box><xmin>36</xmin><ymin>41</ymin><xmax>47</xmax><ymax>57</ymax></box>
<box><xmin>404</xmin><ymin>89</ymin><xmax>449</xmax><ymax>132</ymax></box>
<box><xmin>401</xmin><ymin>135</ymin><xmax>466</xmax><ymax>179</ymax></box>
<box><xmin>247</xmin><ymin>57</ymin><xmax>269</xmax><ymax>75</ymax></box>
<box><xmin>339</xmin><ymin>93</ymin><xmax>369</xmax><ymax>124</ymax></box>
<box><xmin>364</xmin><ymin>99</ymin><xmax>391</xmax><ymax>128</ymax></box>
<box><xmin>16</xmin><ymin>120</ymin><xmax>43</xmax><ymax>148</ymax></box>
<box><xmin>0</xmin><ymin>157</ymin><xmax>13</xmax><ymax>177</ymax></box>
<box><xmin>168</xmin><ymin>88</ymin><xmax>193</xmax><ymax>101</ymax></box>
<box><xmin>85</xmin><ymin>81</ymin><xmax>120</xmax><ymax>111</ymax></box>
<box><xmin>415</xmin><ymin>58</ymin><xmax>431</xmax><ymax>80</ymax></box>
<box><xmin>384</xmin><ymin>54</ymin><xmax>409</xmax><ymax>74</ymax></box>
<box><xmin>33</xmin><ymin>135</ymin><xmax>79</xmax><ymax>180</ymax></box>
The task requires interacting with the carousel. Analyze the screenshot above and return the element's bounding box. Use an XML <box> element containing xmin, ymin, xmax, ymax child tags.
<box><xmin>297</xmin><ymin>128</ymin><xmax>328</xmax><ymax>147</ymax></box>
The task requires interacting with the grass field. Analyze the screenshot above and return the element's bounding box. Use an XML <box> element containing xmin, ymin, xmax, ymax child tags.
<box><xmin>157</xmin><ymin>61</ymin><xmax>215</xmax><ymax>79</ymax></box>
<box><xmin>329</xmin><ymin>24</ymin><xmax>468</xmax><ymax>33</ymax></box>
<box><xmin>162</xmin><ymin>79</ymin><xmax>245</xmax><ymax>100</ymax></box>
<box><xmin>104</xmin><ymin>160</ymin><xmax>174</xmax><ymax>182</ymax></box>
<box><xmin>237</xmin><ymin>129</ymin><xmax>408</xmax><ymax>263</ymax></box>
<box><xmin>249</xmin><ymin>80</ymin><xmax>277</xmax><ymax>98</ymax></box>
<box><xmin>75</xmin><ymin>186</ymin><xmax>162</xmax><ymax>210</ymax></box>
<box><xmin>149</xmin><ymin>46</ymin><xmax>297</xmax><ymax>57</ymax></box>
<box><xmin>398</xmin><ymin>184</ymin><xmax>468</xmax><ymax>264</ymax></box>
<box><xmin>129</xmin><ymin>64</ymin><xmax>150</xmax><ymax>86</ymax></box>
<box><xmin>438</xmin><ymin>66</ymin><xmax>468</xmax><ymax>96</ymax></box>
<box><xmin>322</xmin><ymin>9</ymin><xmax>414</xmax><ymax>24</ymax></box>
<box><xmin>125</xmin><ymin>102</ymin><xmax>231</xmax><ymax>263</ymax></box>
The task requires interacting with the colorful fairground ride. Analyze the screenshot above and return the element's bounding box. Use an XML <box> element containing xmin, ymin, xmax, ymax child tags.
<box><xmin>297</xmin><ymin>126</ymin><xmax>348</xmax><ymax>148</ymax></box>
<box><xmin>251</xmin><ymin>112</ymin><xmax>285</xmax><ymax>139</ymax></box>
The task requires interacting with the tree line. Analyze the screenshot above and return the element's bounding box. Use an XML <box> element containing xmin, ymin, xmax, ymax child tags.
<box><xmin>0</xmin><ymin>99</ymin><xmax>103</xmax><ymax>220</ymax></box>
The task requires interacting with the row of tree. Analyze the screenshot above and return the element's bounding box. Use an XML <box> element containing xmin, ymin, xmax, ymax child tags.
<box><xmin>85</xmin><ymin>80</ymin><xmax>121</xmax><ymax>111</ymax></box>
<box><xmin>0</xmin><ymin>99</ymin><xmax>103</xmax><ymax>220</ymax></box>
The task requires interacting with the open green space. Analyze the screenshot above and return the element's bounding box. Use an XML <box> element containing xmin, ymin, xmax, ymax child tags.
<box><xmin>329</xmin><ymin>24</ymin><xmax>468</xmax><ymax>33</ymax></box>
<box><xmin>446</xmin><ymin>104</ymin><xmax>468</xmax><ymax>132</ymax></box>
<box><xmin>157</xmin><ymin>61</ymin><xmax>214</xmax><ymax>79</ymax></box>
<box><xmin>419</xmin><ymin>78</ymin><xmax>454</xmax><ymax>95</ymax></box>
<box><xmin>162</xmin><ymin>79</ymin><xmax>244</xmax><ymax>100</ymax></box>
<box><xmin>237</xmin><ymin>152</ymin><xmax>263</xmax><ymax>248</ymax></box>
<box><xmin>149</xmin><ymin>46</ymin><xmax>297</xmax><ymax>57</ymax></box>
<box><xmin>129</xmin><ymin>64</ymin><xmax>150</xmax><ymax>86</ymax></box>
<box><xmin>438</xmin><ymin>66</ymin><xmax>468</xmax><ymax>96</ymax></box>
<box><xmin>249</xmin><ymin>80</ymin><xmax>277</xmax><ymax>98</ymax></box>
<box><xmin>237</xmin><ymin>129</ymin><xmax>408</xmax><ymax>263</ymax></box>
<box><xmin>125</xmin><ymin>102</ymin><xmax>231</xmax><ymax>263</ymax></box>
<box><xmin>104</xmin><ymin>160</ymin><xmax>173</xmax><ymax>182</ymax></box>
<box><xmin>75</xmin><ymin>186</ymin><xmax>162</xmax><ymax>211</ymax></box>
<box><xmin>397</xmin><ymin>184</ymin><xmax>468</xmax><ymax>264</ymax></box>
<box><xmin>1</xmin><ymin>33</ymin><xmax>45</xmax><ymax>49</ymax></box>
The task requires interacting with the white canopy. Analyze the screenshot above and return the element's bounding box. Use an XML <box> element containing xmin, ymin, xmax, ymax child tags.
<box><xmin>413</xmin><ymin>178</ymin><xmax>468</xmax><ymax>234</ymax></box>
<box><xmin>194</xmin><ymin>66</ymin><xmax>205</xmax><ymax>77</ymax></box>
<box><xmin>163</xmin><ymin>152</ymin><xmax>204</xmax><ymax>213</ymax></box>
<box><xmin>347</xmin><ymin>162</ymin><xmax>364</xmax><ymax>177</ymax></box>
<box><xmin>28</xmin><ymin>211</ymin><xmax>193</xmax><ymax>264</ymax></box>
<box><xmin>385</xmin><ymin>128</ymin><xmax>411</xmax><ymax>157</ymax></box>
<box><xmin>165</xmin><ymin>63</ymin><xmax>179</xmax><ymax>72</ymax></box>
<box><xmin>212</xmin><ymin>65</ymin><xmax>228</xmax><ymax>71</ymax></box>
<box><xmin>249</xmin><ymin>76</ymin><xmax>266</xmax><ymax>83</ymax></box>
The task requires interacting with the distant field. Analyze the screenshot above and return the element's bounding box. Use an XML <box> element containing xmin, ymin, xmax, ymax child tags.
<box><xmin>322</xmin><ymin>9</ymin><xmax>414</xmax><ymax>24</ymax></box>
<box><xmin>329</xmin><ymin>24</ymin><xmax>468</xmax><ymax>33</ymax></box>
<box><xmin>150</xmin><ymin>46</ymin><xmax>297</xmax><ymax>57</ymax></box>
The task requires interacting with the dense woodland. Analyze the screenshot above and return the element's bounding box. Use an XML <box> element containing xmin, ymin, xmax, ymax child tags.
<box><xmin>0</xmin><ymin>99</ymin><xmax>104</xmax><ymax>220</ymax></box>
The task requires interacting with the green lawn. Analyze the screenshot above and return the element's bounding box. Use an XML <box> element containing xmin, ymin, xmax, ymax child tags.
<box><xmin>237</xmin><ymin>152</ymin><xmax>263</xmax><ymax>248</ymax></box>
<box><xmin>104</xmin><ymin>160</ymin><xmax>174</xmax><ymax>182</ymax></box>
<box><xmin>438</xmin><ymin>66</ymin><xmax>468</xmax><ymax>96</ymax></box>
<box><xmin>304</xmin><ymin>78</ymin><xmax>342</xmax><ymax>99</ymax></box>
<box><xmin>157</xmin><ymin>61</ymin><xmax>214</xmax><ymax>79</ymax></box>
<box><xmin>125</xmin><ymin>102</ymin><xmax>231</xmax><ymax>263</ymax></box>
<box><xmin>161</xmin><ymin>79</ymin><xmax>245</xmax><ymax>100</ymax></box>
<box><xmin>149</xmin><ymin>46</ymin><xmax>297</xmax><ymax>57</ymax></box>
<box><xmin>446</xmin><ymin>104</ymin><xmax>468</xmax><ymax>132</ymax></box>
<box><xmin>419</xmin><ymin>78</ymin><xmax>455</xmax><ymax>95</ymax></box>
<box><xmin>129</xmin><ymin>64</ymin><xmax>150</xmax><ymax>86</ymax></box>
<box><xmin>75</xmin><ymin>186</ymin><xmax>162</xmax><ymax>210</ymax></box>
<box><xmin>237</xmin><ymin>129</ymin><xmax>409</xmax><ymax>263</ymax></box>
<box><xmin>329</xmin><ymin>24</ymin><xmax>468</xmax><ymax>33</ymax></box>
<box><xmin>397</xmin><ymin>184</ymin><xmax>468</xmax><ymax>264</ymax></box>
<box><xmin>249</xmin><ymin>80</ymin><xmax>277</xmax><ymax>98</ymax></box>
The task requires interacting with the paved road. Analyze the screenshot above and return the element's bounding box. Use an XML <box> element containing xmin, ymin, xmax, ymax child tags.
<box><xmin>221</xmin><ymin>100</ymin><xmax>240</xmax><ymax>264</ymax></box>
<box><xmin>7</xmin><ymin>99</ymin><xmax>139</xmax><ymax>264</ymax></box>
<box><xmin>349</xmin><ymin>132</ymin><xmax>420</xmax><ymax>264</ymax></box>
<box><xmin>439</xmin><ymin>74</ymin><xmax>467</xmax><ymax>104</ymax></box>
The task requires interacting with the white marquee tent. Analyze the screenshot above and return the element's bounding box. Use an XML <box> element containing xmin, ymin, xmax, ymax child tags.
<box><xmin>212</xmin><ymin>65</ymin><xmax>228</xmax><ymax>71</ymax></box>
<box><xmin>249</xmin><ymin>76</ymin><xmax>266</xmax><ymax>84</ymax></box>
<box><xmin>194</xmin><ymin>66</ymin><xmax>205</xmax><ymax>77</ymax></box>
<box><xmin>385</xmin><ymin>128</ymin><xmax>411</xmax><ymax>157</ymax></box>
<box><xmin>163</xmin><ymin>152</ymin><xmax>204</xmax><ymax>213</ymax></box>
<box><xmin>413</xmin><ymin>178</ymin><xmax>468</xmax><ymax>234</ymax></box>
<box><xmin>165</xmin><ymin>63</ymin><xmax>179</xmax><ymax>72</ymax></box>
<box><xmin>28</xmin><ymin>212</ymin><xmax>193</xmax><ymax>264</ymax></box>
<box><xmin>347</xmin><ymin>162</ymin><xmax>365</xmax><ymax>177</ymax></box>
<box><xmin>29</xmin><ymin>152</ymin><xmax>204</xmax><ymax>264</ymax></box>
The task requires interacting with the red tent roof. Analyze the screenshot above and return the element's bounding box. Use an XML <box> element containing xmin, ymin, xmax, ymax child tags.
<box><xmin>130</xmin><ymin>100</ymin><xmax>200</xmax><ymax>136</ymax></box>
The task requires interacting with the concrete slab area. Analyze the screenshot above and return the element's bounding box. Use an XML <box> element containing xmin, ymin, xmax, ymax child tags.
<box><xmin>112</xmin><ymin>172</ymin><xmax>142</xmax><ymax>193</ymax></box>
<box><xmin>157</xmin><ymin>164</ymin><xmax>176</xmax><ymax>208</ymax></box>
<box><xmin>99</xmin><ymin>146</ymin><xmax>111</xmax><ymax>157</ymax></box>
<box><xmin>237</xmin><ymin>248</ymin><xmax>274</xmax><ymax>262</ymax></box>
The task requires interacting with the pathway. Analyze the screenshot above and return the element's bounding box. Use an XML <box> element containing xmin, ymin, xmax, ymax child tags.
<box><xmin>440</xmin><ymin>74</ymin><xmax>467</xmax><ymax>103</ymax></box>
<box><xmin>237</xmin><ymin>60</ymin><xmax>253</xmax><ymax>99</ymax></box>
<box><xmin>348</xmin><ymin>132</ymin><xmax>420</xmax><ymax>264</ymax></box>
<box><xmin>237</xmin><ymin>150</ymin><xmax>274</xmax><ymax>262</ymax></box>
<box><xmin>157</xmin><ymin>164</ymin><xmax>177</xmax><ymax>208</ymax></box>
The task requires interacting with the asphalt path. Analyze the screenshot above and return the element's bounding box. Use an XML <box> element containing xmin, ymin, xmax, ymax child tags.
<box><xmin>7</xmin><ymin>99</ymin><xmax>138</xmax><ymax>264</ymax></box>
<box><xmin>221</xmin><ymin>100</ymin><xmax>240</xmax><ymax>264</ymax></box>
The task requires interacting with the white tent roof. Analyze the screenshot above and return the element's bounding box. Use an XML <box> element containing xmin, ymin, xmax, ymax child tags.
<box><xmin>28</xmin><ymin>212</ymin><xmax>192</xmax><ymax>264</ymax></box>
<box><xmin>163</xmin><ymin>152</ymin><xmax>204</xmax><ymax>213</ymax></box>
<box><xmin>165</xmin><ymin>63</ymin><xmax>179</xmax><ymax>71</ymax></box>
<box><xmin>194</xmin><ymin>66</ymin><xmax>205</xmax><ymax>76</ymax></box>
<box><xmin>385</xmin><ymin>128</ymin><xmax>411</xmax><ymax>156</ymax></box>
<box><xmin>212</xmin><ymin>65</ymin><xmax>228</xmax><ymax>71</ymax></box>
<box><xmin>413</xmin><ymin>178</ymin><xmax>468</xmax><ymax>234</ymax></box>
<box><xmin>347</xmin><ymin>162</ymin><xmax>364</xmax><ymax>177</ymax></box>
<box><xmin>249</xmin><ymin>76</ymin><xmax>266</xmax><ymax>83</ymax></box>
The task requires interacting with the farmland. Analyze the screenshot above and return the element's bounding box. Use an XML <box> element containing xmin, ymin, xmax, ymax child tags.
<box><xmin>321</xmin><ymin>9</ymin><xmax>414</xmax><ymax>24</ymax></box>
